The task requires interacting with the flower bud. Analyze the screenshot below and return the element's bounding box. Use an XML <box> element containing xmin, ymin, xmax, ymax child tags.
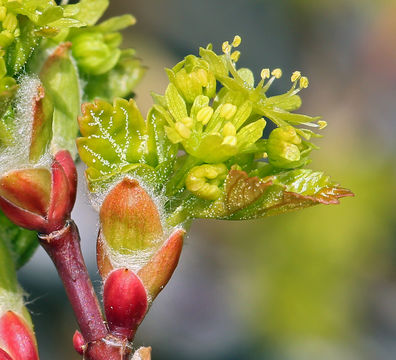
<box><xmin>137</xmin><ymin>229</ymin><xmax>184</xmax><ymax>301</ymax></box>
<box><xmin>72</xmin><ymin>330</ymin><xmax>85</xmax><ymax>355</ymax></box>
<box><xmin>0</xmin><ymin>311</ymin><xmax>39</xmax><ymax>360</ymax></box>
<box><xmin>0</xmin><ymin>151</ymin><xmax>77</xmax><ymax>233</ymax></box>
<box><xmin>170</xmin><ymin>55</ymin><xmax>216</xmax><ymax>103</ymax></box>
<box><xmin>71</xmin><ymin>32</ymin><xmax>121</xmax><ymax>75</ymax></box>
<box><xmin>99</xmin><ymin>178</ymin><xmax>163</xmax><ymax>262</ymax></box>
<box><xmin>267</xmin><ymin>126</ymin><xmax>304</xmax><ymax>169</ymax></box>
<box><xmin>103</xmin><ymin>268</ymin><xmax>148</xmax><ymax>340</ymax></box>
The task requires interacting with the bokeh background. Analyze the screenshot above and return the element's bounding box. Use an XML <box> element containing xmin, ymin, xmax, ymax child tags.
<box><xmin>19</xmin><ymin>0</ymin><xmax>396</xmax><ymax>359</ymax></box>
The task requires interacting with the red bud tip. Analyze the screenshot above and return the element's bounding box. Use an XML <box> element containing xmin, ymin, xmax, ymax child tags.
<box><xmin>103</xmin><ymin>268</ymin><xmax>148</xmax><ymax>340</ymax></box>
<box><xmin>0</xmin><ymin>349</ymin><xmax>13</xmax><ymax>360</ymax></box>
<box><xmin>137</xmin><ymin>229</ymin><xmax>185</xmax><ymax>301</ymax></box>
<box><xmin>0</xmin><ymin>311</ymin><xmax>39</xmax><ymax>360</ymax></box>
<box><xmin>54</xmin><ymin>150</ymin><xmax>77</xmax><ymax>214</ymax></box>
<box><xmin>72</xmin><ymin>330</ymin><xmax>85</xmax><ymax>355</ymax></box>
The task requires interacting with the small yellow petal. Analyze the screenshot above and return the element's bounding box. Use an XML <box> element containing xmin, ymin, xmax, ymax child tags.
<box><xmin>318</xmin><ymin>120</ymin><xmax>327</xmax><ymax>130</ymax></box>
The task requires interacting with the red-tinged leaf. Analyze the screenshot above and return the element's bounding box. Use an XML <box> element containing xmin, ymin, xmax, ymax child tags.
<box><xmin>103</xmin><ymin>268</ymin><xmax>148</xmax><ymax>340</ymax></box>
<box><xmin>29</xmin><ymin>85</ymin><xmax>53</xmax><ymax>162</ymax></box>
<box><xmin>137</xmin><ymin>229</ymin><xmax>185</xmax><ymax>301</ymax></box>
<box><xmin>0</xmin><ymin>311</ymin><xmax>39</xmax><ymax>360</ymax></box>
<box><xmin>224</xmin><ymin>169</ymin><xmax>273</xmax><ymax>213</ymax></box>
<box><xmin>0</xmin><ymin>169</ymin><xmax>51</xmax><ymax>217</ymax></box>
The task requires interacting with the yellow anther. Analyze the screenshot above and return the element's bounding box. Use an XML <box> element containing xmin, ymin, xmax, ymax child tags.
<box><xmin>299</xmin><ymin>76</ymin><xmax>309</xmax><ymax>89</ymax></box>
<box><xmin>230</xmin><ymin>51</ymin><xmax>241</xmax><ymax>62</ymax></box>
<box><xmin>222</xmin><ymin>122</ymin><xmax>236</xmax><ymax>137</ymax></box>
<box><xmin>194</xmin><ymin>68</ymin><xmax>208</xmax><ymax>86</ymax></box>
<box><xmin>175</xmin><ymin>122</ymin><xmax>191</xmax><ymax>139</ymax></box>
<box><xmin>232</xmin><ymin>35</ymin><xmax>242</xmax><ymax>48</ymax></box>
<box><xmin>262</xmin><ymin>152</ymin><xmax>268</xmax><ymax>158</ymax></box>
<box><xmin>222</xmin><ymin>41</ymin><xmax>231</xmax><ymax>54</ymax></box>
<box><xmin>197</xmin><ymin>106</ymin><xmax>214</xmax><ymax>125</ymax></box>
<box><xmin>222</xmin><ymin>136</ymin><xmax>237</xmax><ymax>146</ymax></box>
<box><xmin>318</xmin><ymin>120</ymin><xmax>327</xmax><ymax>130</ymax></box>
<box><xmin>3</xmin><ymin>13</ymin><xmax>17</xmax><ymax>32</ymax></box>
<box><xmin>291</xmin><ymin>71</ymin><xmax>301</xmax><ymax>82</ymax></box>
<box><xmin>220</xmin><ymin>103</ymin><xmax>237</xmax><ymax>120</ymax></box>
<box><xmin>0</xmin><ymin>7</ymin><xmax>7</xmax><ymax>22</ymax></box>
<box><xmin>261</xmin><ymin>68</ymin><xmax>270</xmax><ymax>79</ymax></box>
<box><xmin>185</xmin><ymin>164</ymin><xmax>228</xmax><ymax>200</ymax></box>
<box><xmin>271</xmin><ymin>68</ymin><xmax>282</xmax><ymax>79</ymax></box>
<box><xmin>180</xmin><ymin>116</ymin><xmax>194</xmax><ymax>128</ymax></box>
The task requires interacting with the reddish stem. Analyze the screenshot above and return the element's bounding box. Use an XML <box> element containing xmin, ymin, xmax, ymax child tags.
<box><xmin>38</xmin><ymin>220</ymin><xmax>107</xmax><ymax>343</ymax></box>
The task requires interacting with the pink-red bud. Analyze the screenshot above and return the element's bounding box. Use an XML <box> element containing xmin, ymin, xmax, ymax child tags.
<box><xmin>72</xmin><ymin>330</ymin><xmax>85</xmax><ymax>355</ymax></box>
<box><xmin>0</xmin><ymin>151</ymin><xmax>77</xmax><ymax>234</ymax></box>
<box><xmin>0</xmin><ymin>348</ymin><xmax>13</xmax><ymax>360</ymax></box>
<box><xmin>103</xmin><ymin>268</ymin><xmax>148</xmax><ymax>340</ymax></box>
<box><xmin>0</xmin><ymin>311</ymin><xmax>39</xmax><ymax>360</ymax></box>
<box><xmin>137</xmin><ymin>229</ymin><xmax>184</xmax><ymax>301</ymax></box>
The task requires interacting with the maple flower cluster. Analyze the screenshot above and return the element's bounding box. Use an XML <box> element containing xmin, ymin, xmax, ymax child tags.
<box><xmin>77</xmin><ymin>35</ymin><xmax>352</xmax><ymax>227</ymax></box>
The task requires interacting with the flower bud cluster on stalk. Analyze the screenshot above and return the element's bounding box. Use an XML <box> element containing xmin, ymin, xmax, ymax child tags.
<box><xmin>0</xmin><ymin>1</ymin><xmax>146</xmax><ymax>359</ymax></box>
<box><xmin>0</xmin><ymin>0</ymin><xmax>353</xmax><ymax>359</ymax></box>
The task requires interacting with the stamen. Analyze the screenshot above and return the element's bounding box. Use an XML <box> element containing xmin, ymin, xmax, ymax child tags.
<box><xmin>222</xmin><ymin>41</ymin><xmax>231</xmax><ymax>54</ymax></box>
<box><xmin>175</xmin><ymin>122</ymin><xmax>191</xmax><ymax>139</ymax></box>
<box><xmin>232</xmin><ymin>35</ymin><xmax>242</xmax><ymax>48</ymax></box>
<box><xmin>260</xmin><ymin>68</ymin><xmax>270</xmax><ymax>79</ymax></box>
<box><xmin>318</xmin><ymin>120</ymin><xmax>327</xmax><ymax>130</ymax></box>
<box><xmin>230</xmin><ymin>51</ymin><xmax>241</xmax><ymax>62</ymax></box>
<box><xmin>271</xmin><ymin>68</ymin><xmax>282</xmax><ymax>79</ymax></box>
<box><xmin>222</xmin><ymin>122</ymin><xmax>236</xmax><ymax>137</ymax></box>
<box><xmin>197</xmin><ymin>106</ymin><xmax>214</xmax><ymax>125</ymax></box>
<box><xmin>300</xmin><ymin>76</ymin><xmax>309</xmax><ymax>89</ymax></box>
<box><xmin>220</xmin><ymin>103</ymin><xmax>237</xmax><ymax>120</ymax></box>
<box><xmin>291</xmin><ymin>71</ymin><xmax>301</xmax><ymax>82</ymax></box>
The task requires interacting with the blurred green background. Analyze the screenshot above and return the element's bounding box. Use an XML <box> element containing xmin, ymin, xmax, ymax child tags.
<box><xmin>20</xmin><ymin>0</ymin><xmax>396</xmax><ymax>359</ymax></box>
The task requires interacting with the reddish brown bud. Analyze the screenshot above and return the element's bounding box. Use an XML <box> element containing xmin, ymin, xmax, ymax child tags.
<box><xmin>0</xmin><ymin>311</ymin><xmax>39</xmax><ymax>360</ymax></box>
<box><xmin>72</xmin><ymin>330</ymin><xmax>85</xmax><ymax>355</ymax></box>
<box><xmin>103</xmin><ymin>268</ymin><xmax>148</xmax><ymax>340</ymax></box>
<box><xmin>0</xmin><ymin>151</ymin><xmax>77</xmax><ymax>234</ymax></box>
<box><xmin>0</xmin><ymin>348</ymin><xmax>13</xmax><ymax>360</ymax></box>
<box><xmin>0</xmin><ymin>168</ymin><xmax>51</xmax><ymax>217</ymax></box>
<box><xmin>137</xmin><ymin>229</ymin><xmax>184</xmax><ymax>301</ymax></box>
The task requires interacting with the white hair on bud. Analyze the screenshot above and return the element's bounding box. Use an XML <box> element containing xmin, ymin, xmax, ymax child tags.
<box><xmin>0</xmin><ymin>288</ymin><xmax>24</xmax><ymax>317</ymax></box>
<box><xmin>0</xmin><ymin>75</ymin><xmax>52</xmax><ymax>176</ymax></box>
